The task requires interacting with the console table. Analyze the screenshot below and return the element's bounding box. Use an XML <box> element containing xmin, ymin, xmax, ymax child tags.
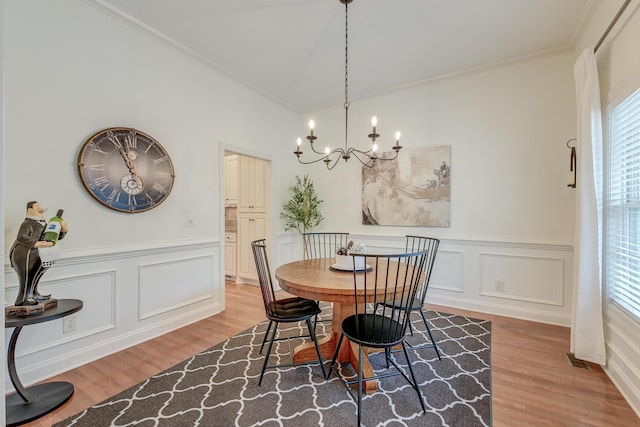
<box><xmin>5</xmin><ymin>299</ymin><xmax>83</xmax><ymax>426</ymax></box>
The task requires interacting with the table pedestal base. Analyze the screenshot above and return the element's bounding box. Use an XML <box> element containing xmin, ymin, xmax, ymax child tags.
<box><xmin>292</xmin><ymin>302</ymin><xmax>378</xmax><ymax>393</ymax></box>
<box><xmin>6</xmin><ymin>382</ymin><xmax>74</xmax><ymax>426</ymax></box>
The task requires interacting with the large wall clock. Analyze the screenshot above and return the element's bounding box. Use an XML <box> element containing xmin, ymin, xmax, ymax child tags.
<box><xmin>78</xmin><ymin>127</ymin><xmax>175</xmax><ymax>213</ymax></box>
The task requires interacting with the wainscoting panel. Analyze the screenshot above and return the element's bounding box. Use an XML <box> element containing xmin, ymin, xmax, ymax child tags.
<box><xmin>139</xmin><ymin>254</ymin><xmax>216</xmax><ymax>320</ymax></box>
<box><xmin>13</xmin><ymin>270</ymin><xmax>117</xmax><ymax>356</ymax></box>
<box><xmin>3</xmin><ymin>240</ymin><xmax>222</xmax><ymax>392</ymax></box>
<box><xmin>430</xmin><ymin>250</ymin><xmax>464</xmax><ymax>293</ymax></box>
<box><xmin>479</xmin><ymin>252</ymin><xmax>564</xmax><ymax>305</ymax></box>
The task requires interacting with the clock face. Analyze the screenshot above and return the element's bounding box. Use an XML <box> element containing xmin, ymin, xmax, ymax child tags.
<box><xmin>78</xmin><ymin>127</ymin><xmax>175</xmax><ymax>213</ymax></box>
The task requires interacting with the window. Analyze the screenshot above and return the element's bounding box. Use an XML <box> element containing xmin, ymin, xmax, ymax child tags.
<box><xmin>607</xmin><ymin>87</ymin><xmax>640</xmax><ymax>320</ymax></box>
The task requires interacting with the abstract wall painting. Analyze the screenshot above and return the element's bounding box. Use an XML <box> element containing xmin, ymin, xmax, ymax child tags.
<box><xmin>362</xmin><ymin>145</ymin><xmax>451</xmax><ymax>227</ymax></box>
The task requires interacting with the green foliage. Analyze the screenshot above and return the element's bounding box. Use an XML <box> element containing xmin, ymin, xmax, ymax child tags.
<box><xmin>281</xmin><ymin>175</ymin><xmax>324</xmax><ymax>235</ymax></box>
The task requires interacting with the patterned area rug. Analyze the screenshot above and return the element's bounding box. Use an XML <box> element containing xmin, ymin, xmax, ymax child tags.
<box><xmin>55</xmin><ymin>308</ymin><xmax>491</xmax><ymax>427</ymax></box>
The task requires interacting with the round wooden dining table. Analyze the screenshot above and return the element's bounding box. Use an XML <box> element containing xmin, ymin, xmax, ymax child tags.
<box><xmin>275</xmin><ymin>257</ymin><xmax>394</xmax><ymax>393</ymax></box>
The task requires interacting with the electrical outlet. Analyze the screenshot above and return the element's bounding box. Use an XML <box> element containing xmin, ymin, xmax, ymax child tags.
<box><xmin>63</xmin><ymin>315</ymin><xmax>77</xmax><ymax>333</ymax></box>
<box><xmin>495</xmin><ymin>280</ymin><xmax>505</xmax><ymax>292</ymax></box>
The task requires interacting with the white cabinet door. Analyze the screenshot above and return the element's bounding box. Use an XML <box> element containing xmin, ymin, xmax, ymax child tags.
<box><xmin>250</xmin><ymin>158</ymin><xmax>266</xmax><ymax>212</ymax></box>
<box><xmin>224</xmin><ymin>243</ymin><xmax>236</xmax><ymax>277</ymax></box>
<box><xmin>236</xmin><ymin>214</ymin><xmax>266</xmax><ymax>282</ymax></box>
<box><xmin>225</xmin><ymin>155</ymin><xmax>238</xmax><ymax>206</ymax></box>
<box><xmin>238</xmin><ymin>156</ymin><xmax>266</xmax><ymax>212</ymax></box>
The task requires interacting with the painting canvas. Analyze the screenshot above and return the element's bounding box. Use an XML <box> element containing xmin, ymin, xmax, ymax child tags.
<box><xmin>362</xmin><ymin>145</ymin><xmax>451</xmax><ymax>227</ymax></box>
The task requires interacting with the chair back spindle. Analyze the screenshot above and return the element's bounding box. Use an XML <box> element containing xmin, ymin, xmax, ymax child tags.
<box><xmin>303</xmin><ymin>232</ymin><xmax>350</xmax><ymax>260</ymax></box>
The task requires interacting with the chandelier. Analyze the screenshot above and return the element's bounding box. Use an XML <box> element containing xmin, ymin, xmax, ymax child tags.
<box><xmin>293</xmin><ymin>0</ymin><xmax>402</xmax><ymax>170</ymax></box>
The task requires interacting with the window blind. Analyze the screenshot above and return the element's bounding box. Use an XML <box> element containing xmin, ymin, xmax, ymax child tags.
<box><xmin>608</xmin><ymin>87</ymin><xmax>640</xmax><ymax>319</ymax></box>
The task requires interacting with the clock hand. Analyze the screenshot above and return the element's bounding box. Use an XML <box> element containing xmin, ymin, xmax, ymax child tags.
<box><xmin>129</xmin><ymin>165</ymin><xmax>141</xmax><ymax>187</ymax></box>
<box><xmin>119</xmin><ymin>146</ymin><xmax>141</xmax><ymax>184</ymax></box>
<box><xmin>120</xmin><ymin>150</ymin><xmax>135</xmax><ymax>173</ymax></box>
<box><xmin>123</xmin><ymin>136</ymin><xmax>142</xmax><ymax>183</ymax></box>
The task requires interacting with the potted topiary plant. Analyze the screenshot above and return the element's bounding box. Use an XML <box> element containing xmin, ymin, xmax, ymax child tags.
<box><xmin>281</xmin><ymin>175</ymin><xmax>324</xmax><ymax>237</ymax></box>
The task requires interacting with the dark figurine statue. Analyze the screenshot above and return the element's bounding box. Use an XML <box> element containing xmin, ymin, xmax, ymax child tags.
<box><xmin>9</xmin><ymin>201</ymin><xmax>68</xmax><ymax>306</ymax></box>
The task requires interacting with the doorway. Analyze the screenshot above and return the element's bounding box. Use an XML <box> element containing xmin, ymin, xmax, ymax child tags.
<box><xmin>222</xmin><ymin>149</ymin><xmax>272</xmax><ymax>287</ymax></box>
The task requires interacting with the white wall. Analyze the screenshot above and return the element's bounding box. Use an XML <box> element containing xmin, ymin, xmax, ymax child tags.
<box><xmin>577</xmin><ymin>0</ymin><xmax>640</xmax><ymax>418</ymax></box>
<box><xmin>2</xmin><ymin>0</ymin><xmax>296</xmax><ymax>398</ymax></box>
<box><xmin>286</xmin><ymin>51</ymin><xmax>577</xmax><ymax>325</ymax></box>
<box><xmin>1</xmin><ymin>0</ymin><xmax>7</xmax><ymax>418</ymax></box>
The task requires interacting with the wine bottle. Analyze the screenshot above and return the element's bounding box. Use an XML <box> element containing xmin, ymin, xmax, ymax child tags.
<box><xmin>43</xmin><ymin>209</ymin><xmax>64</xmax><ymax>244</ymax></box>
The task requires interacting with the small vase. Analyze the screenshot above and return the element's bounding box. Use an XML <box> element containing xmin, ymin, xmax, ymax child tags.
<box><xmin>335</xmin><ymin>254</ymin><xmax>365</xmax><ymax>270</ymax></box>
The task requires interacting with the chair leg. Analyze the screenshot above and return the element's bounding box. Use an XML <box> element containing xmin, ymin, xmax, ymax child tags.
<box><xmin>357</xmin><ymin>344</ymin><xmax>364</xmax><ymax>427</ymax></box>
<box><xmin>407</xmin><ymin>316</ymin><xmax>415</xmax><ymax>336</ymax></box>
<box><xmin>307</xmin><ymin>318</ymin><xmax>326</xmax><ymax>378</ymax></box>
<box><xmin>401</xmin><ymin>341</ymin><xmax>427</xmax><ymax>413</ymax></box>
<box><xmin>260</xmin><ymin>320</ymin><xmax>273</xmax><ymax>354</ymax></box>
<box><xmin>315</xmin><ymin>301</ymin><xmax>332</xmax><ymax>324</ymax></box>
<box><xmin>419</xmin><ymin>309</ymin><xmax>442</xmax><ymax>360</ymax></box>
<box><xmin>259</xmin><ymin>322</ymin><xmax>279</xmax><ymax>386</ymax></box>
<box><xmin>326</xmin><ymin>333</ymin><xmax>345</xmax><ymax>380</ymax></box>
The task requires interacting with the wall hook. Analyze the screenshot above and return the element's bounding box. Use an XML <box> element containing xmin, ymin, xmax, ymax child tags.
<box><xmin>567</xmin><ymin>138</ymin><xmax>577</xmax><ymax>188</ymax></box>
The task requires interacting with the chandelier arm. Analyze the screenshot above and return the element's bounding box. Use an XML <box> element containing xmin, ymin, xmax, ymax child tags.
<box><xmin>349</xmin><ymin>146</ymin><xmax>400</xmax><ymax>163</ymax></box>
<box><xmin>325</xmin><ymin>155</ymin><xmax>343</xmax><ymax>170</ymax></box>
<box><xmin>295</xmin><ymin>156</ymin><xmax>332</xmax><ymax>166</ymax></box>
<box><xmin>308</xmin><ymin>142</ymin><xmax>329</xmax><ymax>156</ymax></box>
<box><xmin>296</xmin><ymin>147</ymin><xmax>344</xmax><ymax>166</ymax></box>
<box><xmin>347</xmin><ymin>146</ymin><xmax>374</xmax><ymax>156</ymax></box>
<box><xmin>384</xmin><ymin>150</ymin><xmax>400</xmax><ymax>161</ymax></box>
<box><xmin>349</xmin><ymin>151</ymin><xmax>376</xmax><ymax>168</ymax></box>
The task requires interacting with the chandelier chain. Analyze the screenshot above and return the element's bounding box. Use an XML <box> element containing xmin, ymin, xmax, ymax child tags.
<box><xmin>344</xmin><ymin>1</ymin><xmax>349</xmax><ymax>105</ymax></box>
<box><xmin>344</xmin><ymin>1</ymin><xmax>349</xmax><ymax>149</ymax></box>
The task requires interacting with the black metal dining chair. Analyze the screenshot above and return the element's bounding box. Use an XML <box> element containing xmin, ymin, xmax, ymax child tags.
<box><xmin>251</xmin><ymin>239</ymin><xmax>326</xmax><ymax>385</ymax></box>
<box><xmin>326</xmin><ymin>250</ymin><xmax>429</xmax><ymax>426</ymax></box>
<box><xmin>302</xmin><ymin>232</ymin><xmax>350</xmax><ymax>324</ymax></box>
<box><xmin>302</xmin><ymin>232</ymin><xmax>350</xmax><ymax>260</ymax></box>
<box><xmin>398</xmin><ymin>235</ymin><xmax>442</xmax><ymax>359</ymax></box>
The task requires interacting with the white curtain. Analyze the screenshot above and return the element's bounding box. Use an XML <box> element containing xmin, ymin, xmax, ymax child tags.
<box><xmin>571</xmin><ymin>48</ymin><xmax>606</xmax><ymax>365</ymax></box>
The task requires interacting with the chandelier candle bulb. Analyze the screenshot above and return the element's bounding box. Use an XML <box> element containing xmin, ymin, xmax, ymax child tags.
<box><xmin>294</xmin><ymin>137</ymin><xmax>303</xmax><ymax>156</ymax></box>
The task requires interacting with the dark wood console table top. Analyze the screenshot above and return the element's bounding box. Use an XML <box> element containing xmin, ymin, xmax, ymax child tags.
<box><xmin>5</xmin><ymin>299</ymin><xmax>83</xmax><ymax>426</ymax></box>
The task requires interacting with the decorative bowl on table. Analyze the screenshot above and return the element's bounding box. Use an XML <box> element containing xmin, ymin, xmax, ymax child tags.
<box><xmin>334</xmin><ymin>254</ymin><xmax>366</xmax><ymax>271</ymax></box>
<box><xmin>333</xmin><ymin>241</ymin><xmax>367</xmax><ymax>271</ymax></box>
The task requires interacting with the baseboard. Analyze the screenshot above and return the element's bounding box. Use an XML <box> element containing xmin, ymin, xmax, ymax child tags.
<box><xmin>427</xmin><ymin>295</ymin><xmax>571</xmax><ymax>326</ymax></box>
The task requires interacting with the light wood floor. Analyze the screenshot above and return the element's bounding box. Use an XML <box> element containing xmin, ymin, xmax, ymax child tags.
<box><xmin>18</xmin><ymin>282</ymin><xmax>640</xmax><ymax>427</ymax></box>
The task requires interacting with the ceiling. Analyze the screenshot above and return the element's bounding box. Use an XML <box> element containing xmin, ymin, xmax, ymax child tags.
<box><xmin>91</xmin><ymin>0</ymin><xmax>598</xmax><ymax>112</ymax></box>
